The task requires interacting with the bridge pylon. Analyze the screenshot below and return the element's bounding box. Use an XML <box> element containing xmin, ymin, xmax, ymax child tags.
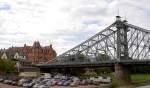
<box><xmin>115</xmin><ymin>16</ymin><xmax>131</xmax><ymax>85</ymax></box>
<box><xmin>115</xmin><ymin>63</ymin><xmax>131</xmax><ymax>85</ymax></box>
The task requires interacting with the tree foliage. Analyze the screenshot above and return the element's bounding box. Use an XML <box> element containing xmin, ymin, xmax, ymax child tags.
<box><xmin>97</xmin><ymin>53</ymin><xmax>111</xmax><ymax>61</ymax></box>
<box><xmin>68</xmin><ymin>53</ymin><xmax>85</xmax><ymax>61</ymax></box>
<box><xmin>95</xmin><ymin>67</ymin><xmax>113</xmax><ymax>75</ymax></box>
<box><xmin>77</xmin><ymin>54</ymin><xmax>85</xmax><ymax>61</ymax></box>
<box><xmin>82</xmin><ymin>71</ymin><xmax>97</xmax><ymax>78</ymax></box>
<box><xmin>131</xmin><ymin>66</ymin><xmax>150</xmax><ymax>74</ymax></box>
<box><xmin>0</xmin><ymin>59</ymin><xmax>16</xmax><ymax>74</ymax></box>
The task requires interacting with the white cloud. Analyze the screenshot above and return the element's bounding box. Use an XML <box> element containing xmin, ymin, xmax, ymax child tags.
<box><xmin>0</xmin><ymin>0</ymin><xmax>150</xmax><ymax>55</ymax></box>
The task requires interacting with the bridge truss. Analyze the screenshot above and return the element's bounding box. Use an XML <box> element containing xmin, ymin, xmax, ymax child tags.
<box><xmin>44</xmin><ymin>16</ymin><xmax>150</xmax><ymax>66</ymax></box>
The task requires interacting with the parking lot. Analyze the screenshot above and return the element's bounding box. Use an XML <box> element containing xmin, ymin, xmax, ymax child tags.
<box><xmin>0</xmin><ymin>73</ymin><xmax>111</xmax><ymax>88</ymax></box>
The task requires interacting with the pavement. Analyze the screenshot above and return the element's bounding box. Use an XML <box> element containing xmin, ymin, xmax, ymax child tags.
<box><xmin>0</xmin><ymin>83</ymin><xmax>108</xmax><ymax>88</ymax></box>
<box><xmin>136</xmin><ymin>85</ymin><xmax>150</xmax><ymax>88</ymax></box>
<box><xmin>0</xmin><ymin>83</ymin><xmax>21</xmax><ymax>88</ymax></box>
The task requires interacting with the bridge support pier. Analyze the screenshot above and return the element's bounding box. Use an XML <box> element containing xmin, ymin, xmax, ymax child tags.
<box><xmin>114</xmin><ymin>63</ymin><xmax>131</xmax><ymax>85</ymax></box>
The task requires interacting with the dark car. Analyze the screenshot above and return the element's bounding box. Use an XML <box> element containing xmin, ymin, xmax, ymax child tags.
<box><xmin>10</xmin><ymin>77</ymin><xmax>20</xmax><ymax>86</ymax></box>
<box><xmin>22</xmin><ymin>80</ymin><xmax>34</xmax><ymax>88</ymax></box>
<box><xmin>62</xmin><ymin>80</ymin><xmax>72</xmax><ymax>86</ymax></box>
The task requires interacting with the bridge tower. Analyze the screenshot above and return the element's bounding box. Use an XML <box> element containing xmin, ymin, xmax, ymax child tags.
<box><xmin>115</xmin><ymin>16</ymin><xmax>131</xmax><ymax>85</ymax></box>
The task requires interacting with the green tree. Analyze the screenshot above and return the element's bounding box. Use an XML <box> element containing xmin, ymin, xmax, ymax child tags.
<box><xmin>4</xmin><ymin>59</ymin><xmax>16</xmax><ymax>74</ymax></box>
<box><xmin>68</xmin><ymin>55</ymin><xmax>76</xmax><ymax>61</ymax></box>
<box><xmin>68</xmin><ymin>53</ymin><xmax>85</xmax><ymax>61</ymax></box>
<box><xmin>0</xmin><ymin>59</ymin><xmax>16</xmax><ymax>74</ymax></box>
<box><xmin>77</xmin><ymin>54</ymin><xmax>85</xmax><ymax>61</ymax></box>
<box><xmin>82</xmin><ymin>71</ymin><xmax>97</xmax><ymax>78</ymax></box>
<box><xmin>97</xmin><ymin>53</ymin><xmax>111</xmax><ymax>61</ymax></box>
<box><xmin>95</xmin><ymin>67</ymin><xmax>113</xmax><ymax>75</ymax></box>
<box><xmin>0</xmin><ymin>59</ymin><xmax>5</xmax><ymax>74</ymax></box>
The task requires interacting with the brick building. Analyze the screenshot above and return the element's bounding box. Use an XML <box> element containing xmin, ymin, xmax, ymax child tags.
<box><xmin>1</xmin><ymin>41</ymin><xmax>57</xmax><ymax>64</ymax></box>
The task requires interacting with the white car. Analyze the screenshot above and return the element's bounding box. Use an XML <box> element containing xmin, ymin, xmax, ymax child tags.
<box><xmin>102</xmin><ymin>77</ymin><xmax>111</xmax><ymax>83</ymax></box>
<box><xmin>22</xmin><ymin>82</ymin><xmax>33</xmax><ymax>87</ymax></box>
<box><xmin>43</xmin><ymin>73</ymin><xmax>52</xmax><ymax>79</ymax></box>
<box><xmin>32</xmin><ymin>83</ymin><xmax>40</xmax><ymax>88</ymax></box>
<box><xmin>18</xmin><ymin>78</ymin><xmax>28</xmax><ymax>86</ymax></box>
<box><xmin>98</xmin><ymin>76</ymin><xmax>111</xmax><ymax>83</ymax></box>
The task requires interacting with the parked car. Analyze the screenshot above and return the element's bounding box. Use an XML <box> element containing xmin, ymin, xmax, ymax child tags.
<box><xmin>62</xmin><ymin>79</ymin><xmax>72</xmax><ymax>86</ymax></box>
<box><xmin>102</xmin><ymin>76</ymin><xmax>111</xmax><ymax>83</ymax></box>
<box><xmin>18</xmin><ymin>78</ymin><xmax>28</xmax><ymax>86</ymax></box>
<box><xmin>58</xmin><ymin>79</ymin><xmax>68</xmax><ymax>86</ymax></box>
<box><xmin>50</xmin><ymin>78</ymin><xmax>56</xmax><ymax>86</ymax></box>
<box><xmin>10</xmin><ymin>77</ymin><xmax>20</xmax><ymax>86</ymax></box>
<box><xmin>86</xmin><ymin>78</ymin><xmax>93</xmax><ymax>84</ymax></box>
<box><xmin>32</xmin><ymin>83</ymin><xmax>41</xmax><ymax>88</ymax></box>
<box><xmin>44</xmin><ymin>80</ymin><xmax>52</xmax><ymax>86</ymax></box>
<box><xmin>3</xmin><ymin>79</ymin><xmax>12</xmax><ymax>84</ymax></box>
<box><xmin>70</xmin><ymin>80</ymin><xmax>79</xmax><ymax>87</ymax></box>
<box><xmin>41</xmin><ymin>73</ymin><xmax>52</xmax><ymax>79</ymax></box>
<box><xmin>11</xmin><ymin>81</ymin><xmax>17</xmax><ymax>86</ymax></box>
<box><xmin>80</xmin><ymin>79</ymin><xmax>88</xmax><ymax>85</ymax></box>
<box><xmin>0</xmin><ymin>78</ymin><xmax>4</xmax><ymax>82</ymax></box>
<box><xmin>22</xmin><ymin>79</ymin><xmax>33</xmax><ymax>87</ymax></box>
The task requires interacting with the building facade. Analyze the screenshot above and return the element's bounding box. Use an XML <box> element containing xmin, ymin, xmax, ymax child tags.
<box><xmin>1</xmin><ymin>41</ymin><xmax>57</xmax><ymax>64</ymax></box>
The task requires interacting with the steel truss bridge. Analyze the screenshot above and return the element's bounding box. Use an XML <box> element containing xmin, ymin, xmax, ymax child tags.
<box><xmin>38</xmin><ymin>16</ymin><xmax>150</xmax><ymax>68</ymax></box>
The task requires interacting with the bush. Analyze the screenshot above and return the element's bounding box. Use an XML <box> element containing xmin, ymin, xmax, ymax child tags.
<box><xmin>108</xmin><ymin>82</ymin><xmax>118</xmax><ymax>88</ymax></box>
<box><xmin>95</xmin><ymin>67</ymin><xmax>113</xmax><ymax>75</ymax></box>
<box><xmin>82</xmin><ymin>71</ymin><xmax>97</xmax><ymax>78</ymax></box>
<box><xmin>108</xmin><ymin>73</ymin><xmax>118</xmax><ymax>88</ymax></box>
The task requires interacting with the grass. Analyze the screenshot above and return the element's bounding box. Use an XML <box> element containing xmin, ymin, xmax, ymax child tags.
<box><xmin>101</xmin><ymin>73</ymin><xmax>150</xmax><ymax>88</ymax></box>
<box><xmin>131</xmin><ymin>74</ymin><xmax>150</xmax><ymax>86</ymax></box>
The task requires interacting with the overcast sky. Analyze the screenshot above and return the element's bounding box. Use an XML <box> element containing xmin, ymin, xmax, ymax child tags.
<box><xmin>0</xmin><ymin>0</ymin><xmax>150</xmax><ymax>55</ymax></box>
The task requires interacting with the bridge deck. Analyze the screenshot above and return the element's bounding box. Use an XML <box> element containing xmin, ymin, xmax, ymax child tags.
<box><xmin>37</xmin><ymin>60</ymin><xmax>150</xmax><ymax>68</ymax></box>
